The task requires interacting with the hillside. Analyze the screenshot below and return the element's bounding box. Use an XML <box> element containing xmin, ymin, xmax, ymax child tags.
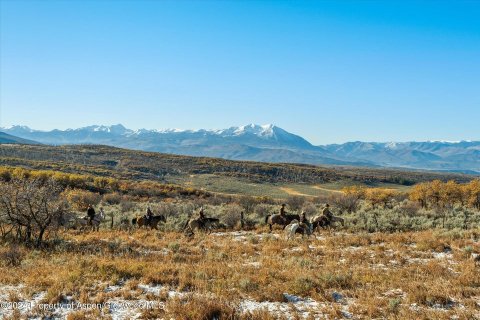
<box><xmin>0</xmin><ymin>132</ymin><xmax>39</xmax><ymax>145</ymax></box>
<box><xmin>0</xmin><ymin>144</ymin><xmax>473</xmax><ymax>192</ymax></box>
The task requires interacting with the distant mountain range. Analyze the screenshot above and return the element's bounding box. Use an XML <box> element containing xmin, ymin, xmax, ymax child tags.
<box><xmin>2</xmin><ymin>124</ymin><xmax>479</xmax><ymax>174</ymax></box>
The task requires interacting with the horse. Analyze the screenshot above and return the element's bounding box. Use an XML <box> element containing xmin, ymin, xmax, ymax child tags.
<box><xmin>132</xmin><ymin>215</ymin><xmax>166</xmax><ymax>230</ymax></box>
<box><xmin>265</xmin><ymin>213</ymin><xmax>300</xmax><ymax>232</ymax></box>
<box><xmin>310</xmin><ymin>214</ymin><xmax>345</xmax><ymax>233</ymax></box>
<box><xmin>75</xmin><ymin>209</ymin><xmax>106</xmax><ymax>231</ymax></box>
<box><xmin>183</xmin><ymin>217</ymin><xmax>220</xmax><ymax>235</ymax></box>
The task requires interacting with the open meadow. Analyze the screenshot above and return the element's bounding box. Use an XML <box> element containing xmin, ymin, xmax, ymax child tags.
<box><xmin>0</xmin><ymin>228</ymin><xmax>479</xmax><ymax>319</ymax></box>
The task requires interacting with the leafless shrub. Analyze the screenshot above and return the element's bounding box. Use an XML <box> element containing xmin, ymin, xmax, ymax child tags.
<box><xmin>0</xmin><ymin>178</ymin><xmax>67</xmax><ymax>246</ymax></box>
<box><xmin>238</xmin><ymin>196</ymin><xmax>257</xmax><ymax>213</ymax></box>
<box><xmin>254</xmin><ymin>204</ymin><xmax>271</xmax><ymax>218</ymax></box>
<box><xmin>329</xmin><ymin>193</ymin><xmax>360</xmax><ymax>214</ymax></box>
<box><xmin>222</xmin><ymin>204</ymin><xmax>243</xmax><ymax>228</ymax></box>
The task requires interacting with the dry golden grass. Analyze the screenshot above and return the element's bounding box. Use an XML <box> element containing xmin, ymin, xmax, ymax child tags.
<box><xmin>0</xmin><ymin>228</ymin><xmax>479</xmax><ymax>319</ymax></box>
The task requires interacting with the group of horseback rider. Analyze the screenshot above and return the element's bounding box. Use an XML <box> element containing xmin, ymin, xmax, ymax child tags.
<box><xmin>279</xmin><ymin>202</ymin><xmax>333</xmax><ymax>232</ymax></box>
<box><xmin>86</xmin><ymin>202</ymin><xmax>335</xmax><ymax>230</ymax></box>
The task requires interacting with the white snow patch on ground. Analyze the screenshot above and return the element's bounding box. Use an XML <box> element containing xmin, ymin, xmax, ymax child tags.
<box><xmin>105</xmin><ymin>284</ymin><xmax>123</xmax><ymax>292</ymax></box>
<box><xmin>432</xmin><ymin>251</ymin><xmax>453</xmax><ymax>260</ymax></box>
<box><xmin>345</xmin><ymin>246</ymin><xmax>362</xmax><ymax>252</ymax></box>
<box><xmin>243</xmin><ymin>261</ymin><xmax>262</xmax><ymax>268</ymax></box>
<box><xmin>283</xmin><ymin>247</ymin><xmax>303</xmax><ymax>252</ymax></box>
<box><xmin>140</xmin><ymin>248</ymin><xmax>170</xmax><ymax>255</ymax></box>
<box><xmin>211</xmin><ymin>231</ymin><xmax>281</xmax><ymax>243</ymax></box>
<box><xmin>407</xmin><ymin>257</ymin><xmax>431</xmax><ymax>264</ymax></box>
<box><xmin>382</xmin><ymin>288</ymin><xmax>406</xmax><ymax>299</ymax></box>
<box><xmin>239</xmin><ymin>293</ymin><xmax>328</xmax><ymax>319</ymax></box>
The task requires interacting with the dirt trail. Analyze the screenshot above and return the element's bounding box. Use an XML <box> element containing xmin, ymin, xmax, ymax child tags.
<box><xmin>279</xmin><ymin>187</ymin><xmax>311</xmax><ymax>197</ymax></box>
<box><xmin>312</xmin><ymin>186</ymin><xmax>344</xmax><ymax>194</ymax></box>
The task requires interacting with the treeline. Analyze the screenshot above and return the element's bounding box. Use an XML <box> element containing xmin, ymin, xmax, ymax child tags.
<box><xmin>409</xmin><ymin>180</ymin><xmax>480</xmax><ymax>210</ymax></box>
<box><xmin>0</xmin><ymin>166</ymin><xmax>209</xmax><ymax>200</ymax></box>
<box><xmin>335</xmin><ymin>179</ymin><xmax>480</xmax><ymax>212</ymax></box>
<box><xmin>0</xmin><ymin>144</ymin><xmax>473</xmax><ymax>186</ymax></box>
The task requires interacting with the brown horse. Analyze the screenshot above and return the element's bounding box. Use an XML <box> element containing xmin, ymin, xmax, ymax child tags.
<box><xmin>310</xmin><ymin>215</ymin><xmax>331</xmax><ymax>232</ymax></box>
<box><xmin>183</xmin><ymin>217</ymin><xmax>220</xmax><ymax>235</ymax></box>
<box><xmin>132</xmin><ymin>215</ymin><xmax>166</xmax><ymax>230</ymax></box>
<box><xmin>265</xmin><ymin>213</ymin><xmax>300</xmax><ymax>232</ymax></box>
<box><xmin>311</xmin><ymin>214</ymin><xmax>345</xmax><ymax>232</ymax></box>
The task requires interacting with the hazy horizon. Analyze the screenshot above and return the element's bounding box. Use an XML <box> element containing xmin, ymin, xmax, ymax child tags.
<box><xmin>1</xmin><ymin>1</ymin><xmax>479</xmax><ymax>144</ymax></box>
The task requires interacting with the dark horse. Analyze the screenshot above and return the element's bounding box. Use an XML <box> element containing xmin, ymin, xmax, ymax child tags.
<box><xmin>132</xmin><ymin>215</ymin><xmax>166</xmax><ymax>230</ymax></box>
<box><xmin>310</xmin><ymin>214</ymin><xmax>345</xmax><ymax>233</ymax></box>
<box><xmin>265</xmin><ymin>213</ymin><xmax>300</xmax><ymax>232</ymax></box>
<box><xmin>310</xmin><ymin>215</ymin><xmax>331</xmax><ymax>232</ymax></box>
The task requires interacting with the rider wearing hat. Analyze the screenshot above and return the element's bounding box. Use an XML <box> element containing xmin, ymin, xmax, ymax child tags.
<box><xmin>145</xmin><ymin>207</ymin><xmax>153</xmax><ymax>226</ymax></box>
<box><xmin>87</xmin><ymin>204</ymin><xmax>96</xmax><ymax>226</ymax></box>
<box><xmin>322</xmin><ymin>204</ymin><xmax>333</xmax><ymax>221</ymax></box>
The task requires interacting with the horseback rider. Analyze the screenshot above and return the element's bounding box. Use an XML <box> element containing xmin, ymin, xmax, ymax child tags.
<box><xmin>280</xmin><ymin>203</ymin><xmax>287</xmax><ymax>216</ymax></box>
<box><xmin>299</xmin><ymin>211</ymin><xmax>311</xmax><ymax>234</ymax></box>
<box><xmin>145</xmin><ymin>207</ymin><xmax>153</xmax><ymax>226</ymax></box>
<box><xmin>87</xmin><ymin>204</ymin><xmax>96</xmax><ymax>226</ymax></box>
<box><xmin>322</xmin><ymin>204</ymin><xmax>333</xmax><ymax>221</ymax></box>
<box><xmin>197</xmin><ymin>208</ymin><xmax>205</xmax><ymax>220</ymax></box>
<box><xmin>196</xmin><ymin>208</ymin><xmax>206</xmax><ymax>227</ymax></box>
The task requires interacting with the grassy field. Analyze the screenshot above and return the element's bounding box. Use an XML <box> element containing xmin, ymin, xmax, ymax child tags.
<box><xmin>168</xmin><ymin>173</ymin><xmax>411</xmax><ymax>199</ymax></box>
<box><xmin>0</xmin><ymin>228</ymin><xmax>479</xmax><ymax>319</ymax></box>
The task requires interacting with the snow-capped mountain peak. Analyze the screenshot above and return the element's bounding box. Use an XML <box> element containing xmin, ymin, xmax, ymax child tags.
<box><xmin>82</xmin><ymin>124</ymin><xmax>130</xmax><ymax>134</ymax></box>
<box><xmin>230</xmin><ymin>123</ymin><xmax>275</xmax><ymax>137</ymax></box>
<box><xmin>3</xmin><ymin>125</ymin><xmax>36</xmax><ymax>133</ymax></box>
<box><xmin>2</xmin><ymin>124</ymin><xmax>478</xmax><ymax>173</ymax></box>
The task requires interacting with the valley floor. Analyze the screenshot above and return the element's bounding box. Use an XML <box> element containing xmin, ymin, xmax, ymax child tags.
<box><xmin>1</xmin><ymin>228</ymin><xmax>479</xmax><ymax>319</ymax></box>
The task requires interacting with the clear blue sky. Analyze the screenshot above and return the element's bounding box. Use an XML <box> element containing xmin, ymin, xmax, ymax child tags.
<box><xmin>1</xmin><ymin>1</ymin><xmax>479</xmax><ymax>144</ymax></box>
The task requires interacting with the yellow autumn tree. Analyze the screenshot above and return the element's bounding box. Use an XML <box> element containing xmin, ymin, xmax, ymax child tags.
<box><xmin>342</xmin><ymin>185</ymin><xmax>366</xmax><ymax>199</ymax></box>
<box><xmin>464</xmin><ymin>179</ymin><xmax>480</xmax><ymax>210</ymax></box>
<box><xmin>439</xmin><ymin>180</ymin><xmax>462</xmax><ymax>208</ymax></box>
<box><xmin>365</xmin><ymin>188</ymin><xmax>396</xmax><ymax>208</ymax></box>
<box><xmin>409</xmin><ymin>182</ymin><xmax>430</xmax><ymax>208</ymax></box>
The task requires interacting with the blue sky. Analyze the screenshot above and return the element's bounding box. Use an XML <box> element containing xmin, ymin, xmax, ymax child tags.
<box><xmin>0</xmin><ymin>1</ymin><xmax>479</xmax><ymax>144</ymax></box>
